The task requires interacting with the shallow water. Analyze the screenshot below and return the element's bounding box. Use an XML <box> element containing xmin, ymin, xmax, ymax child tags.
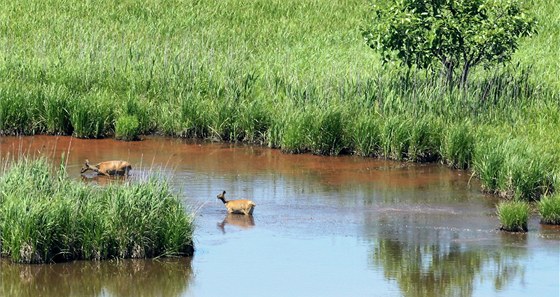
<box><xmin>0</xmin><ymin>136</ymin><xmax>559</xmax><ymax>297</ymax></box>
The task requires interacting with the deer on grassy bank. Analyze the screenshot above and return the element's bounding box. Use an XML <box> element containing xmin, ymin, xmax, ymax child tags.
<box><xmin>217</xmin><ymin>191</ymin><xmax>256</xmax><ymax>215</ymax></box>
<box><xmin>80</xmin><ymin>159</ymin><xmax>132</xmax><ymax>177</ymax></box>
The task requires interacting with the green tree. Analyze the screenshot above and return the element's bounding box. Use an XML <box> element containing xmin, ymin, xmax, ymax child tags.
<box><xmin>363</xmin><ymin>0</ymin><xmax>536</xmax><ymax>86</ymax></box>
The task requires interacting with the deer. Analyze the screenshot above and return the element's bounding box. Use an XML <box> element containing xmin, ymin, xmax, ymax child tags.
<box><xmin>216</xmin><ymin>191</ymin><xmax>256</xmax><ymax>215</ymax></box>
<box><xmin>80</xmin><ymin>159</ymin><xmax>132</xmax><ymax>177</ymax></box>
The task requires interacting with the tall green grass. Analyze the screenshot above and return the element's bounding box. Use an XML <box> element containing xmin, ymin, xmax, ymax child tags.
<box><xmin>0</xmin><ymin>0</ymin><xmax>558</xmax><ymax>200</ymax></box>
<box><xmin>496</xmin><ymin>200</ymin><xmax>530</xmax><ymax>232</ymax></box>
<box><xmin>115</xmin><ymin>114</ymin><xmax>140</xmax><ymax>141</ymax></box>
<box><xmin>538</xmin><ymin>194</ymin><xmax>560</xmax><ymax>225</ymax></box>
<box><xmin>0</xmin><ymin>158</ymin><xmax>194</xmax><ymax>263</ymax></box>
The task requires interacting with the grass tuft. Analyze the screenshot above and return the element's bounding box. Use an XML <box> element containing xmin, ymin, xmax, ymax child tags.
<box><xmin>496</xmin><ymin>200</ymin><xmax>530</xmax><ymax>232</ymax></box>
<box><xmin>115</xmin><ymin>115</ymin><xmax>141</xmax><ymax>141</ymax></box>
<box><xmin>538</xmin><ymin>194</ymin><xmax>560</xmax><ymax>225</ymax></box>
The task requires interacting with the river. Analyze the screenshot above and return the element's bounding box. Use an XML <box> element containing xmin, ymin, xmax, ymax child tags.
<box><xmin>0</xmin><ymin>136</ymin><xmax>558</xmax><ymax>297</ymax></box>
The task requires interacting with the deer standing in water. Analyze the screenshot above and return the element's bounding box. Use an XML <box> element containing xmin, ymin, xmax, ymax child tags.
<box><xmin>217</xmin><ymin>191</ymin><xmax>256</xmax><ymax>215</ymax></box>
<box><xmin>80</xmin><ymin>159</ymin><xmax>132</xmax><ymax>177</ymax></box>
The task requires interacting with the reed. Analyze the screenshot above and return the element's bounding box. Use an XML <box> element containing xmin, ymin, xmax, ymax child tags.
<box><xmin>538</xmin><ymin>194</ymin><xmax>560</xmax><ymax>225</ymax></box>
<box><xmin>380</xmin><ymin>114</ymin><xmax>411</xmax><ymax>161</ymax></box>
<box><xmin>122</xmin><ymin>96</ymin><xmax>154</xmax><ymax>135</ymax></box>
<box><xmin>473</xmin><ymin>135</ymin><xmax>556</xmax><ymax>200</ymax></box>
<box><xmin>350</xmin><ymin>112</ymin><xmax>381</xmax><ymax>157</ymax></box>
<box><xmin>310</xmin><ymin>108</ymin><xmax>346</xmax><ymax>155</ymax></box>
<box><xmin>115</xmin><ymin>115</ymin><xmax>140</xmax><ymax>141</ymax></box>
<box><xmin>441</xmin><ymin>121</ymin><xmax>475</xmax><ymax>170</ymax></box>
<box><xmin>69</xmin><ymin>92</ymin><xmax>114</xmax><ymax>139</ymax></box>
<box><xmin>496</xmin><ymin>200</ymin><xmax>530</xmax><ymax>232</ymax></box>
<box><xmin>0</xmin><ymin>158</ymin><xmax>194</xmax><ymax>263</ymax></box>
<box><xmin>0</xmin><ymin>86</ymin><xmax>35</xmax><ymax>135</ymax></box>
<box><xmin>408</xmin><ymin>115</ymin><xmax>442</xmax><ymax>162</ymax></box>
<box><xmin>280</xmin><ymin>109</ymin><xmax>314</xmax><ymax>154</ymax></box>
<box><xmin>41</xmin><ymin>86</ymin><xmax>72</xmax><ymax>135</ymax></box>
<box><xmin>473</xmin><ymin>139</ymin><xmax>508</xmax><ymax>196</ymax></box>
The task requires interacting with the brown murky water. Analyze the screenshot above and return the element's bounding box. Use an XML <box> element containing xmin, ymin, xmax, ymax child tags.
<box><xmin>1</xmin><ymin>136</ymin><xmax>559</xmax><ymax>297</ymax></box>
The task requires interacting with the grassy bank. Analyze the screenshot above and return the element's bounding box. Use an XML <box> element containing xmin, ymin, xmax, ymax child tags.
<box><xmin>0</xmin><ymin>158</ymin><xmax>194</xmax><ymax>263</ymax></box>
<box><xmin>0</xmin><ymin>0</ymin><xmax>559</xmax><ymax>201</ymax></box>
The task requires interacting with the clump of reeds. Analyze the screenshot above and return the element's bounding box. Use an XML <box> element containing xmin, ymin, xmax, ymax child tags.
<box><xmin>350</xmin><ymin>112</ymin><xmax>381</xmax><ymax>157</ymax></box>
<box><xmin>473</xmin><ymin>138</ymin><xmax>508</xmax><ymax>196</ymax></box>
<box><xmin>496</xmin><ymin>200</ymin><xmax>530</xmax><ymax>232</ymax></box>
<box><xmin>0</xmin><ymin>158</ymin><xmax>194</xmax><ymax>263</ymax></box>
<box><xmin>280</xmin><ymin>110</ymin><xmax>314</xmax><ymax>154</ymax></box>
<box><xmin>310</xmin><ymin>109</ymin><xmax>346</xmax><ymax>155</ymax></box>
<box><xmin>69</xmin><ymin>93</ymin><xmax>114</xmax><ymax>139</ymax></box>
<box><xmin>379</xmin><ymin>114</ymin><xmax>412</xmax><ymax>160</ymax></box>
<box><xmin>115</xmin><ymin>115</ymin><xmax>141</xmax><ymax>141</ymax></box>
<box><xmin>538</xmin><ymin>194</ymin><xmax>560</xmax><ymax>225</ymax></box>
<box><xmin>407</xmin><ymin>115</ymin><xmax>442</xmax><ymax>162</ymax></box>
<box><xmin>473</xmin><ymin>137</ymin><xmax>555</xmax><ymax>200</ymax></box>
<box><xmin>441</xmin><ymin>121</ymin><xmax>475</xmax><ymax>170</ymax></box>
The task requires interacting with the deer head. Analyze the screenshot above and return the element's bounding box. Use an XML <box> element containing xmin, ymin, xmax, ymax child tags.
<box><xmin>80</xmin><ymin>159</ymin><xmax>97</xmax><ymax>174</ymax></box>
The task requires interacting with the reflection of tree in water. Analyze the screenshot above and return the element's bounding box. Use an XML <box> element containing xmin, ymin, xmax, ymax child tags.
<box><xmin>370</xmin><ymin>218</ymin><xmax>526</xmax><ymax>297</ymax></box>
<box><xmin>0</xmin><ymin>257</ymin><xmax>193</xmax><ymax>297</ymax></box>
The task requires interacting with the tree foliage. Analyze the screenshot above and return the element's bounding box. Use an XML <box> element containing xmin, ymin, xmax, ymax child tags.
<box><xmin>363</xmin><ymin>0</ymin><xmax>537</xmax><ymax>86</ymax></box>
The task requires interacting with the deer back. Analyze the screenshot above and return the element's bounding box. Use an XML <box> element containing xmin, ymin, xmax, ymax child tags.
<box><xmin>96</xmin><ymin>160</ymin><xmax>132</xmax><ymax>175</ymax></box>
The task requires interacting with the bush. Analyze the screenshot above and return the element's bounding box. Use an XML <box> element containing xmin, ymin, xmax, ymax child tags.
<box><xmin>496</xmin><ymin>200</ymin><xmax>530</xmax><ymax>232</ymax></box>
<box><xmin>363</xmin><ymin>0</ymin><xmax>536</xmax><ymax>86</ymax></box>
<box><xmin>538</xmin><ymin>194</ymin><xmax>560</xmax><ymax>225</ymax></box>
<box><xmin>115</xmin><ymin>115</ymin><xmax>140</xmax><ymax>141</ymax></box>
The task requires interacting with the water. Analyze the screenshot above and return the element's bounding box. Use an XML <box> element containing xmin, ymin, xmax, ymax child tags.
<box><xmin>1</xmin><ymin>136</ymin><xmax>559</xmax><ymax>297</ymax></box>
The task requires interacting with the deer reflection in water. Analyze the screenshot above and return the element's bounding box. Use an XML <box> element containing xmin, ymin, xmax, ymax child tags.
<box><xmin>217</xmin><ymin>213</ymin><xmax>256</xmax><ymax>234</ymax></box>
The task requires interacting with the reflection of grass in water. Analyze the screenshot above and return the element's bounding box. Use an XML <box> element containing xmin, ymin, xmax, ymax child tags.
<box><xmin>0</xmin><ymin>258</ymin><xmax>193</xmax><ymax>297</ymax></box>
<box><xmin>369</xmin><ymin>218</ymin><xmax>528</xmax><ymax>297</ymax></box>
<box><xmin>0</xmin><ymin>157</ymin><xmax>194</xmax><ymax>263</ymax></box>
<box><xmin>371</xmin><ymin>239</ymin><xmax>526</xmax><ymax>297</ymax></box>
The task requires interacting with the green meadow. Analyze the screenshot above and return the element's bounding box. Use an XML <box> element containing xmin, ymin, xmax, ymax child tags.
<box><xmin>0</xmin><ymin>0</ymin><xmax>559</xmax><ymax>201</ymax></box>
